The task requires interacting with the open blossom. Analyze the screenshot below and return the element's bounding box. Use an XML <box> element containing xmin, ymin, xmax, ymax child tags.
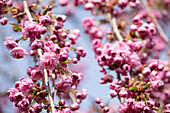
<box><xmin>55</xmin><ymin>79</ymin><xmax>72</xmax><ymax>92</ymax></box>
<box><xmin>14</xmin><ymin>92</ymin><xmax>25</xmax><ymax>103</ymax></box>
<box><xmin>27</xmin><ymin>67</ymin><xmax>44</xmax><ymax>81</ymax></box>
<box><xmin>7</xmin><ymin>88</ymin><xmax>18</xmax><ymax>102</ymax></box>
<box><xmin>119</xmin><ymin>88</ymin><xmax>128</xmax><ymax>98</ymax></box>
<box><xmin>55</xmin><ymin>108</ymin><xmax>71</xmax><ymax>113</ymax></box>
<box><xmin>39</xmin><ymin>15</ymin><xmax>52</xmax><ymax>25</ymax></box>
<box><xmin>22</xmin><ymin>21</ymin><xmax>42</xmax><ymax>40</ymax></box>
<box><xmin>10</xmin><ymin>47</ymin><xmax>28</xmax><ymax>59</ymax></box>
<box><xmin>19</xmin><ymin>78</ymin><xmax>34</xmax><ymax>93</ymax></box>
<box><xmin>126</xmin><ymin>98</ymin><xmax>135</xmax><ymax>107</ymax></box>
<box><xmin>30</xmin><ymin>68</ymin><xmax>44</xmax><ymax>81</ymax></box>
<box><xmin>0</xmin><ymin>17</ymin><xmax>8</xmax><ymax>25</ymax></box>
<box><xmin>3</xmin><ymin>37</ymin><xmax>18</xmax><ymax>50</ymax></box>
<box><xmin>44</xmin><ymin>41</ymin><xmax>56</xmax><ymax>52</ymax></box>
<box><xmin>31</xmin><ymin>40</ymin><xmax>43</xmax><ymax>49</ymax></box>
<box><xmin>82</xmin><ymin>17</ymin><xmax>95</xmax><ymax>33</ymax></box>
<box><xmin>111</xmin><ymin>41</ymin><xmax>131</xmax><ymax>55</ymax></box>
<box><xmin>118</xmin><ymin>103</ymin><xmax>128</xmax><ymax>113</ymax></box>
<box><xmin>134</xmin><ymin>101</ymin><xmax>145</xmax><ymax>111</ymax></box>
<box><xmin>33</xmin><ymin>103</ymin><xmax>42</xmax><ymax>113</ymax></box>
<box><xmin>151</xmin><ymin>80</ymin><xmax>164</xmax><ymax>90</ymax></box>
<box><xmin>40</xmin><ymin>52</ymin><xmax>58</xmax><ymax>70</ymax></box>
<box><xmin>17</xmin><ymin>98</ymin><xmax>30</xmax><ymax>111</ymax></box>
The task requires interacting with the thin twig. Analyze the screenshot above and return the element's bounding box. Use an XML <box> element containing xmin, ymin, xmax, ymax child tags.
<box><xmin>43</xmin><ymin>69</ymin><xmax>55</xmax><ymax>113</ymax></box>
<box><xmin>22</xmin><ymin>0</ymin><xmax>33</xmax><ymax>22</ymax></box>
<box><xmin>141</xmin><ymin>0</ymin><xmax>170</xmax><ymax>45</ymax></box>
<box><xmin>37</xmin><ymin>49</ymin><xmax>55</xmax><ymax>113</ymax></box>
<box><xmin>106</xmin><ymin>13</ymin><xmax>123</xmax><ymax>42</ymax></box>
<box><xmin>51</xmin><ymin>73</ymin><xmax>56</xmax><ymax>99</ymax></box>
<box><xmin>22</xmin><ymin>0</ymin><xmax>55</xmax><ymax>112</ymax></box>
<box><xmin>12</xmin><ymin>12</ymin><xmax>26</xmax><ymax>18</ymax></box>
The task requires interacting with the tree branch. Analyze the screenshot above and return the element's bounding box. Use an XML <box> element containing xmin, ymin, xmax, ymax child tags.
<box><xmin>38</xmin><ymin>49</ymin><xmax>55</xmax><ymax>113</ymax></box>
<box><xmin>141</xmin><ymin>0</ymin><xmax>170</xmax><ymax>45</ymax></box>
<box><xmin>22</xmin><ymin>0</ymin><xmax>55</xmax><ymax>112</ymax></box>
<box><xmin>106</xmin><ymin>13</ymin><xmax>123</xmax><ymax>42</ymax></box>
<box><xmin>43</xmin><ymin>69</ymin><xmax>55</xmax><ymax>113</ymax></box>
<box><xmin>51</xmin><ymin>73</ymin><xmax>56</xmax><ymax>99</ymax></box>
<box><xmin>22</xmin><ymin>0</ymin><xmax>33</xmax><ymax>22</ymax></box>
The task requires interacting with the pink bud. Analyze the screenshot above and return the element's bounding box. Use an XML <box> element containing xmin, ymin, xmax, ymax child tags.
<box><xmin>59</xmin><ymin>0</ymin><xmax>69</xmax><ymax>6</ymax></box>
<box><xmin>95</xmin><ymin>97</ymin><xmax>101</xmax><ymax>104</ymax></box>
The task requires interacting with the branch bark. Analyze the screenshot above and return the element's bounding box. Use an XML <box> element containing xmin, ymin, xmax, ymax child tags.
<box><xmin>22</xmin><ymin>0</ymin><xmax>33</xmax><ymax>22</ymax></box>
<box><xmin>51</xmin><ymin>73</ymin><xmax>56</xmax><ymax>99</ymax></box>
<box><xmin>106</xmin><ymin>13</ymin><xmax>123</xmax><ymax>42</ymax></box>
<box><xmin>37</xmin><ymin>49</ymin><xmax>55</xmax><ymax>113</ymax></box>
<box><xmin>43</xmin><ymin>69</ymin><xmax>55</xmax><ymax>113</ymax></box>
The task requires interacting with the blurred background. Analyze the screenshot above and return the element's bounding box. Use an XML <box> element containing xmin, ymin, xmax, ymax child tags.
<box><xmin>0</xmin><ymin>0</ymin><xmax>119</xmax><ymax>112</ymax></box>
<box><xmin>0</xmin><ymin>0</ymin><xmax>170</xmax><ymax>113</ymax></box>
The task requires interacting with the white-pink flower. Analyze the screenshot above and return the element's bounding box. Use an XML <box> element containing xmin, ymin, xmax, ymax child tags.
<box><xmin>10</xmin><ymin>47</ymin><xmax>28</xmax><ymax>59</ymax></box>
<box><xmin>3</xmin><ymin>37</ymin><xmax>18</xmax><ymax>50</ymax></box>
<box><xmin>40</xmin><ymin>52</ymin><xmax>58</xmax><ymax>70</ymax></box>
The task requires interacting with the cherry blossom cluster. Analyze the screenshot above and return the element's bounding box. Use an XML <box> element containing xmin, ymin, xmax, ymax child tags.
<box><xmin>79</xmin><ymin>0</ymin><xmax>170</xmax><ymax>113</ymax></box>
<box><xmin>1</xmin><ymin>0</ymin><xmax>170</xmax><ymax>113</ymax></box>
<box><xmin>131</xmin><ymin>12</ymin><xmax>157</xmax><ymax>50</ymax></box>
<box><xmin>4</xmin><ymin>37</ymin><xmax>28</xmax><ymax>59</ymax></box>
<box><xmin>0</xmin><ymin>0</ymin><xmax>13</xmax><ymax>25</ymax></box>
<box><xmin>4</xmin><ymin>1</ymin><xmax>87</xmax><ymax>112</ymax></box>
<box><xmin>7</xmin><ymin>78</ymin><xmax>43</xmax><ymax>112</ymax></box>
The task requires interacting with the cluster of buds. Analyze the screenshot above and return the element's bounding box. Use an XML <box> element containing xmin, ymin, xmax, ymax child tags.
<box><xmin>7</xmin><ymin>78</ymin><xmax>43</xmax><ymax>112</ymax></box>
<box><xmin>0</xmin><ymin>0</ymin><xmax>12</xmax><ymax>25</ymax></box>
<box><xmin>4</xmin><ymin>1</ymin><xmax>87</xmax><ymax>112</ymax></box>
<box><xmin>2</xmin><ymin>0</ymin><xmax>170</xmax><ymax>113</ymax></box>
<box><xmin>81</xmin><ymin>0</ymin><xmax>170</xmax><ymax>113</ymax></box>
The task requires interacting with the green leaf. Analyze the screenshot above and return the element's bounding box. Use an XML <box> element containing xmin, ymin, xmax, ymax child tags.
<box><xmin>10</xmin><ymin>23</ymin><xmax>23</xmax><ymax>32</ymax></box>
<box><xmin>32</xmin><ymin>89</ymin><xmax>36</xmax><ymax>93</ymax></box>
<box><xmin>129</xmin><ymin>86</ymin><xmax>138</xmax><ymax>91</ymax></box>
<box><xmin>42</xmin><ymin>5</ymin><xmax>50</xmax><ymax>15</ymax></box>
<box><xmin>22</xmin><ymin>36</ymin><xmax>28</xmax><ymax>41</ymax></box>
<box><xmin>70</xmin><ymin>47</ymin><xmax>76</xmax><ymax>51</ymax></box>
<box><xmin>3</xmin><ymin>8</ymin><xmax>13</xmax><ymax>12</ymax></box>
<box><xmin>60</xmin><ymin>61</ymin><xmax>72</xmax><ymax>64</ymax></box>
<box><xmin>144</xmin><ymin>84</ymin><xmax>150</xmax><ymax>90</ymax></box>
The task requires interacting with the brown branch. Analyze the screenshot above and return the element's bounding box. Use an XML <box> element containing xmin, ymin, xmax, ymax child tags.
<box><xmin>22</xmin><ymin>0</ymin><xmax>33</xmax><ymax>22</ymax></box>
<box><xmin>141</xmin><ymin>0</ymin><xmax>170</xmax><ymax>45</ymax></box>
<box><xmin>12</xmin><ymin>12</ymin><xmax>26</xmax><ymax>18</ymax></box>
<box><xmin>43</xmin><ymin>69</ymin><xmax>55</xmax><ymax>113</ymax></box>
<box><xmin>38</xmin><ymin>49</ymin><xmax>55</xmax><ymax>113</ymax></box>
<box><xmin>22</xmin><ymin>0</ymin><xmax>55</xmax><ymax>112</ymax></box>
<box><xmin>51</xmin><ymin>73</ymin><xmax>56</xmax><ymax>99</ymax></box>
<box><xmin>106</xmin><ymin>13</ymin><xmax>123</xmax><ymax>42</ymax></box>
